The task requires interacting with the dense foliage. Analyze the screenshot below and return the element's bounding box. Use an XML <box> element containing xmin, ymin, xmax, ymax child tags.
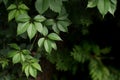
<box><xmin>0</xmin><ymin>0</ymin><xmax>120</xmax><ymax>80</ymax></box>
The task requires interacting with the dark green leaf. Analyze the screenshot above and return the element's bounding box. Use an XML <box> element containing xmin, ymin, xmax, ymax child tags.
<box><xmin>49</xmin><ymin>0</ymin><xmax>63</xmax><ymax>13</ymax></box>
<box><xmin>48</xmin><ymin>33</ymin><xmax>62</xmax><ymax>41</ymax></box>
<box><xmin>35</xmin><ymin>0</ymin><xmax>49</xmax><ymax>14</ymax></box>
<box><xmin>8</xmin><ymin>43</ymin><xmax>20</xmax><ymax>50</ymax></box>
<box><xmin>44</xmin><ymin>19</ymin><xmax>55</xmax><ymax>26</ymax></box>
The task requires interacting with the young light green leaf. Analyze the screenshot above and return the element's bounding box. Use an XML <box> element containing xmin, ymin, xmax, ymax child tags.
<box><xmin>41</xmin><ymin>26</ymin><xmax>48</xmax><ymax>36</ymax></box>
<box><xmin>108</xmin><ymin>0</ymin><xmax>117</xmax><ymax>15</ymax></box>
<box><xmin>97</xmin><ymin>0</ymin><xmax>110</xmax><ymax>17</ymax></box>
<box><xmin>18</xmin><ymin>4</ymin><xmax>29</xmax><ymax>10</ymax></box>
<box><xmin>87</xmin><ymin>0</ymin><xmax>98</xmax><ymax>8</ymax></box>
<box><xmin>8</xmin><ymin>10</ymin><xmax>16</xmax><ymax>21</ymax></box>
<box><xmin>17</xmin><ymin>22</ymin><xmax>29</xmax><ymax>35</ymax></box>
<box><xmin>16</xmin><ymin>14</ymin><xmax>30</xmax><ymax>22</ymax></box>
<box><xmin>25</xmin><ymin>65</ymin><xmax>29</xmax><ymax>78</ymax></box>
<box><xmin>34</xmin><ymin>22</ymin><xmax>43</xmax><ymax>33</ymax></box>
<box><xmin>20</xmin><ymin>54</ymin><xmax>25</xmax><ymax>62</ymax></box>
<box><xmin>8</xmin><ymin>43</ymin><xmax>20</xmax><ymax>50</ymax></box>
<box><xmin>19</xmin><ymin>9</ymin><xmax>27</xmax><ymax>14</ymax></box>
<box><xmin>7</xmin><ymin>4</ymin><xmax>16</xmax><ymax>10</ymax></box>
<box><xmin>44</xmin><ymin>39</ymin><xmax>52</xmax><ymax>53</ymax></box>
<box><xmin>49</xmin><ymin>0</ymin><xmax>63</xmax><ymax>13</ymax></box>
<box><xmin>38</xmin><ymin>38</ymin><xmax>45</xmax><ymax>48</ymax></box>
<box><xmin>32</xmin><ymin>63</ymin><xmax>42</xmax><ymax>71</ymax></box>
<box><xmin>29</xmin><ymin>66</ymin><xmax>37</xmax><ymax>78</ymax></box>
<box><xmin>51</xmin><ymin>41</ymin><xmax>57</xmax><ymax>50</ymax></box>
<box><xmin>34</xmin><ymin>15</ymin><xmax>46</xmax><ymax>22</ymax></box>
<box><xmin>48</xmin><ymin>33</ymin><xmax>62</xmax><ymax>41</ymax></box>
<box><xmin>27</xmin><ymin>23</ymin><xmax>37</xmax><ymax>40</ymax></box>
<box><xmin>15</xmin><ymin>10</ymin><xmax>21</xmax><ymax>18</ymax></box>
<box><xmin>12</xmin><ymin>53</ymin><xmax>21</xmax><ymax>64</ymax></box>
<box><xmin>35</xmin><ymin>0</ymin><xmax>49</xmax><ymax>14</ymax></box>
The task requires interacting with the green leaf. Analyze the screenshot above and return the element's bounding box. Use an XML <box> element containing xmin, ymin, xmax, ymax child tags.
<box><xmin>35</xmin><ymin>0</ymin><xmax>49</xmax><ymax>14</ymax></box>
<box><xmin>44</xmin><ymin>39</ymin><xmax>52</xmax><ymax>53</ymax></box>
<box><xmin>12</xmin><ymin>53</ymin><xmax>21</xmax><ymax>64</ymax></box>
<box><xmin>57</xmin><ymin>7</ymin><xmax>68</xmax><ymax>20</ymax></box>
<box><xmin>57</xmin><ymin>22</ymin><xmax>67</xmax><ymax>32</ymax></box>
<box><xmin>16</xmin><ymin>14</ymin><xmax>30</xmax><ymax>22</ymax></box>
<box><xmin>7</xmin><ymin>50</ymin><xmax>17</xmax><ymax>58</ymax></box>
<box><xmin>8</xmin><ymin>43</ymin><xmax>20</xmax><ymax>50</ymax></box>
<box><xmin>20</xmin><ymin>54</ymin><xmax>25</xmax><ymax>62</ymax></box>
<box><xmin>32</xmin><ymin>63</ymin><xmax>42</xmax><ymax>71</ymax></box>
<box><xmin>49</xmin><ymin>0</ymin><xmax>63</xmax><ymax>13</ymax></box>
<box><xmin>22</xmin><ymin>50</ymin><xmax>31</xmax><ymax>55</ymax></box>
<box><xmin>41</xmin><ymin>26</ymin><xmax>48</xmax><ymax>36</ymax></box>
<box><xmin>27</xmin><ymin>23</ymin><xmax>37</xmax><ymax>40</ymax></box>
<box><xmin>87</xmin><ymin>0</ymin><xmax>98</xmax><ymax>8</ymax></box>
<box><xmin>51</xmin><ymin>41</ymin><xmax>57</xmax><ymax>50</ymax></box>
<box><xmin>48</xmin><ymin>33</ymin><xmax>62</xmax><ymax>41</ymax></box>
<box><xmin>15</xmin><ymin>10</ymin><xmax>21</xmax><ymax>18</ymax></box>
<box><xmin>8</xmin><ymin>10</ymin><xmax>16</xmax><ymax>21</ymax></box>
<box><xmin>44</xmin><ymin>19</ymin><xmax>55</xmax><ymax>26</ymax></box>
<box><xmin>7</xmin><ymin>4</ymin><xmax>16</xmax><ymax>10</ymax></box>
<box><xmin>34</xmin><ymin>22</ymin><xmax>43</xmax><ymax>33</ymax></box>
<box><xmin>108</xmin><ymin>0</ymin><xmax>117</xmax><ymax>15</ymax></box>
<box><xmin>92</xmin><ymin>45</ymin><xmax>100</xmax><ymax>56</ymax></box>
<box><xmin>19</xmin><ymin>9</ymin><xmax>27</xmax><ymax>14</ymax></box>
<box><xmin>18</xmin><ymin>4</ymin><xmax>29</xmax><ymax>10</ymax></box>
<box><xmin>38</xmin><ymin>38</ymin><xmax>45</xmax><ymax>48</ymax></box>
<box><xmin>34</xmin><ymin>15</ymin><xmax>46</xmax><ymax>22</ymax></box>
<box><xmin>29</xmin><ymin>66</ymin><xmax>37</xmax><ymax>78</ymax></box>
<box><xmin>3</xmin><ymin>0</ymin><xmax>8</xmax><ymax>6</ymax></box>
<box><xmin>97</xmin><ymin>0</ymin><xmax>110</xmax><ymax>17</ymax></box>
<box><xmin>17</xmin><ymin>22</ymin><xmax>29</xmax><ymax>35</ymax></box>
<box><xmin>52</xmin><ymin>23</ymin><xmax>60</xmax><ymax>34</ymax></box>
<box><xmin>25</xmin><ymin>65</ymin><xmax>29</xmax><ymax>78</ymax></box>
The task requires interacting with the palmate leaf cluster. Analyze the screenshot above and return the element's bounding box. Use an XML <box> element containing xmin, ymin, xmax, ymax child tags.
<box><xmin>0</xmin><ymin>0</ymin><xmax>119</xmax><ymax>79</ymax></box>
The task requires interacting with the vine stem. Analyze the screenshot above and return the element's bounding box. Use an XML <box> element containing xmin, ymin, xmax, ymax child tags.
<box><xmin>29</xmin><ymin>34</ymin><xmax>38</xmax><ymax>51</ymax></box>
